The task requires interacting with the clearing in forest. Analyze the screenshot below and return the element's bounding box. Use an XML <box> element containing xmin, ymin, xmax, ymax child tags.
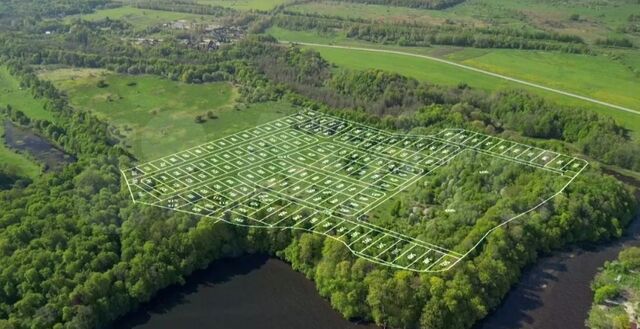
<box><xmin>121</xmin><ymin>110</ymin><xmax>587</xmax><ymax>272</ymax></box>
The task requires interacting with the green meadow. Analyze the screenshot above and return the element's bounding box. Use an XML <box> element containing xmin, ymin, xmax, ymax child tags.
<box><xmin>268</xmin><ymin>28</ymin><xmax>640</xmax><ymax>136</ymax></box>
<box><xmin>40</xmin><ymin>68</ymin><xmax>297</xmax><ymax>160</ymax></box>
<box><xmin>287</xmin><ymin>0</ymin><xmax>639</xmax><ymax>42</ymax></box>
<box><xmin>0</xmin><ymin>66</ymin><xmax>53</xmax><ymax>122</ymax></box>
<box><xmin>197</xmin><ymin>0</ymin><xmax>290</xmax><ymax>11</ymax></box>
<box><xmin>65</xmin><ymin>6</ymin><xmax>215</xmax><ymax>29</ymax></box>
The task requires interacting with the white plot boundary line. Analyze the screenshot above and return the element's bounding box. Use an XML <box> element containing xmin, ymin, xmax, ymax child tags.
<box><xmin>121</xmin><ymin>110</ymin><xmax>589</xmax><ymax>272</ymax></box>
<box><xmin>282</xmin><ymin>41</ymin><xmax>640</xmax><ymax>116</ymax></box>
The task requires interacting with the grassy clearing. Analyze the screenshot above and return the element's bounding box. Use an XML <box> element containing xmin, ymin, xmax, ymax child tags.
<box><xmin>197</xmin><ymin>0</ymin><xmax>290</xmax><ymax>11</ymax></box>
<box><xmin>0</xmin><ymin>122</ymin><xmax>42</xmax><ymax>179</ymax></box>
<box><xmin>0</xmin><ymin>67</ymin><xmax>53</xmax><ymax>122</ymax></box>
<box><xmin>40</xmin><ymin>68</ymin><xmax>298</xmax><ymax>160</ymax></box>
<box><xmin>65</xmin><ymin>6</ymin><xmax>216</xmax><ymax>29</ymax></box>
<box><xmin>268</xmin><ymin>28</ymin><xmax>640</xmax><ymax>136</ymax></box>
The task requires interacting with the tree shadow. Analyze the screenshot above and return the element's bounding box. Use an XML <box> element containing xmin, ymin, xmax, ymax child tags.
<box><xmin>112</xmin><ymin>254</ymin><xmax>270</xmax><ymax>329</ymax></box>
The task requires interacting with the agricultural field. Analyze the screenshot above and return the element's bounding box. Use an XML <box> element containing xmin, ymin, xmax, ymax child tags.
<box><xmin>197</xmin><ymin>0</ymin><xmax>291</xmax><ymax>11</ymax></box>
<box><xmin>123</xmin><ymin>110</ymin><xmax>586</xmax><ymax>272</ymax></box>
<box><xmin>39</xmin><ymin>68</ymin><xmax>298</xmax><ymax>160</ymax></box>
<box><xmin>268</xmin><ymin>28</ymin><xmax>640</xmax><ymax>136</ymax></box>
<box><xmin>64</xmin><ymin>6</ymin><xmax>216</xmax><ymax>30</ymax></box>
<box><xmin>0</xmin><ymin>66</ymin><xmax>53</xmax><ymax>122</ymax></box>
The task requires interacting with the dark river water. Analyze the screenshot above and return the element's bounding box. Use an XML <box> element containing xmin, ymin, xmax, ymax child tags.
<box><xmin>116</xmin><ymin>177</ymin><xmax>640</xmax><ymax>329</ymax></box>
<box><xmin>3</xmin><ymin>120</ymin><xmax>75</xmax><ymax>171</ymax></box>
<box><xmin>114</xmin><ymin>254</ymin><xmax>379</xmax><ymax>329</ymax></box>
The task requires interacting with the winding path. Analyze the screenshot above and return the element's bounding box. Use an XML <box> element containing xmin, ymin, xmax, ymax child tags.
<box><xmin>282</xmin><ymin>41</ymin><xmax>640</xmax><ymax>116</ymax></box>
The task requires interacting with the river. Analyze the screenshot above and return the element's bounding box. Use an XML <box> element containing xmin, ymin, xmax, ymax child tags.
<box><xmin>113</xmin><ymin>254</ymin><xmax>379</xmax><ymax>329</ymax></box>
<box><xmin>115</xmin><ymin>179</ymin><xmax>640</xmax><ymax>329</ymax></box>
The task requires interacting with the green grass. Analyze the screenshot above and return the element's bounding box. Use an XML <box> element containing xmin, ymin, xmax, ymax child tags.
<box><xmin>287</xmin><ymin>0</ymin><xmax>640</xmax><ymax>43</ymax></box>
<box><xmin>451</xmin><ymin>0</ymin><xmax>639</xmax><ymax>39</ymax></box>
<box><xmin>286</xmin><ymin>1</ymin><xmax>480</xmax><ymax>25</ymax></box>
<box><xmin>197</xmin><ymin>0</ymin><xmax>291</xmax><ymax>11</ymax></box>
<box><xmin>0</xmin><ymin>67</ymin><xmax>53</xmax><ymax>122</ymax></box>
<box><xmin>65</xmin><ymin>6</ymin><xmax>217</xmax><ymax>29</ymax></box>
<box><xmin>268</xmin><ymin>27</ymin><xmax>640</xmax><ymax>136</ymax></box>
<box><xmin>0</xmin><ymin>122</ymin><xmax>42</xmax><ymax>179</ymax></box>
<box><xmin>40</xmin><ymin>68</ymin><xmax>298</xmax><ymax>160</ymax></box>
<box><xmin>445</xmin><ymin>48</ymin><xmax>640</xmax><ymax>112</ymax></box>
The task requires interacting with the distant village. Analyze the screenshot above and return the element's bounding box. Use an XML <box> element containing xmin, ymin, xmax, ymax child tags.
<box><xmin>132</xmin><ymin>19</ymin><xmax>246</xmax><ymax>51</ymax></box>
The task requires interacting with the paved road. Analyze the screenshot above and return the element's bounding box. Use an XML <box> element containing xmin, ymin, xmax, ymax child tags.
<box><xmin>282</xmin><ymin>41</ymin><xmax>640</xmax><ymax>116</ymax></box>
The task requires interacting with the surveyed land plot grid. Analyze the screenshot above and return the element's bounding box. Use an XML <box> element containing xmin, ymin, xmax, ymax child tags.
<box><xmin>121</xmin><ymin>110</ymin><xmax>588</xmax><ymax>272</ymax></box>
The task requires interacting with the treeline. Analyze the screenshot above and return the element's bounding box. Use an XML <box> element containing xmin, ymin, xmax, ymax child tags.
<box><xmin>238</xmin><ymin>39</ymin><xmax>640</xmax><ymax>170</ymax></box>
<box><xmin>334</xmin><ymin>0</ymin><xmax>466</xmax><ymax>10</ymax></box>
<box><xmin>595</xmin><ymin>37</ymin><xmax>634</xmax><ymax>48</ymax></box>
<box><xmin>272</xmin><ymin>14</ymin><xmax>590</xmax><ymax>53</ymax></box>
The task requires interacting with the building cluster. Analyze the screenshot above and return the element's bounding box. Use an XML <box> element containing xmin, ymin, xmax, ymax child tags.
<box><xmin>166</xmin><ymin>20</ymin><xmax>245</xmax><ymax>51</ymax></box>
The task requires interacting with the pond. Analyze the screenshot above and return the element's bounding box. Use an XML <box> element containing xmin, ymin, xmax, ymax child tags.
<box><xmin>3</xmin><ymin>120</ymin><xmax>75</xmax><ymax>171</ymax></box>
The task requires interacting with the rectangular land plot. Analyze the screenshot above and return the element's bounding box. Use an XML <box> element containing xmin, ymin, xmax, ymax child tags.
<box><xmin>123</xmin><ymin>110</ymin><xmax>586</xmax><ymax>273</ymax></box>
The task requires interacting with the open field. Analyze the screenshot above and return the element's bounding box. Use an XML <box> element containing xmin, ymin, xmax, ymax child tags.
<box><xmin>197</xmin><ymin>0</ymin><xmax>290</xmax><ymax>11</ymax></box>
<box><xmin>267</xmin><ymin>28</ymin><xmax>640</xmax><ymax>136</ymax></box>
<box><xmin>39</xmin><ymin>69</ymin><xmax>297</xmax><ymax>160</ymax></box>
<box><xmin>0</xmin><ymin>122</ymin><xmax>42</xmax><ymax>179</ymax></box>
<box><xmin>0</xmin><ymin>67</ymin><xmax>53</xmax><ymax>122</ymax></box>
<box><xmin>123</xmin><ymin>110</ymin><xmax>585</xmax><ymax>272</ymax></box>
<box><xmin>286</xmin><ymin>1</ymin><xmax>482</xmax><ymax>26</ymax></box>
<box><xmin>65</xmin><ymin>6</ymin><xmax>216</xmax><ymax>29</ymax></box>
<box><xmin>285</xmin><ymin>0</ymin><xmax>640</xmax><ymax>42</ymax></box>
<box><xmin>444</xmin><ymin>48</ymin><xmax>640</xmax><ymax>113</ymax></box>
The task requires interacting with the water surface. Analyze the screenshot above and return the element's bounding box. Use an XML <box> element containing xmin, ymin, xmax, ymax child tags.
<box><xmin>3</xmin><ymin>120</ymin><xmax>75</xmax><ymax>171</ymax></box>
<box><xmin>115</xmin><ymin>254</ymin><xmax>379</xmax><ymax>329</ymax></box>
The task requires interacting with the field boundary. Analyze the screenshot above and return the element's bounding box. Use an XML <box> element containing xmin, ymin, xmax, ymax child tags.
<box><xmin>281</xmin><ymin>41</ymin><xmax>640</xmax><ymax>117</ymax></box>
<box><xmin>121</xmin><ymin>110</ymin><xmax>588</xmax><ymax>272</ymax></box>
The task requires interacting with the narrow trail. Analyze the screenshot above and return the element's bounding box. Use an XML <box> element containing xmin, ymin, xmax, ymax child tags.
<box><xmin>282</xmin><ymin>41</ymin><xmax>640</xmax><ymax>117</ymax></box>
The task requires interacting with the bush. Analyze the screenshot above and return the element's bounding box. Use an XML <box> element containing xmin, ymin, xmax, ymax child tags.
<box><xmin>594</xmin><ymin>285</ymin><xmax>621</xmax><ymax>304</ymax></box>
<box><xmin>96</xmin><ymin>80</ymin><xmax>109</xmax><ymax>88</ymax></box>
<box><xmin>194</xmin><ymin>115</ymin><xmax>206</xmax><ymax>124</ymax></box>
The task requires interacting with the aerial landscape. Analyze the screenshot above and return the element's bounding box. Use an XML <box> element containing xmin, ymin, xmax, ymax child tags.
<box><xmin>0</xmin><ymin>0</ymin><xmax>638</xmax><ymax>329</ymax></box>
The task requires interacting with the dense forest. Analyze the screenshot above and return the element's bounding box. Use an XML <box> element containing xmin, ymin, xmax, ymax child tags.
<box><xmin>0</xmin><ymin>1</ymin><xmax>638</xmax><ymax>329</ymax></box>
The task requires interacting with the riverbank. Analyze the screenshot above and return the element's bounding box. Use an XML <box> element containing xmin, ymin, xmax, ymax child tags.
<box><xmin>476</xmin><ymin>173</ymin><xmax>640</xmax><ymax>329</ymax></box>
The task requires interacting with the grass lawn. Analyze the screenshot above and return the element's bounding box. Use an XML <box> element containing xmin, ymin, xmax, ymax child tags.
<box><xmin>268</xmin><ymin>28</ymin><xmax>640</xmax><ymax>136</ymax></box>
<box><xmin>65</xmin><ymin>6</ymin><xmax>217</xmax><ymax>29</ymax></box>
<box><xmin>0</xmin><ymin>122</ymin><xmax>42</xmax><ymax>179</ymax></box>
<box><xmin>40</xmin><ymin>68</ymin><xmax>298</xmax><ymax>160</ymax></box>
<box><xmin>0</xmin><ymin>67</ymin><xmax>53</xmax><ymax>122</ymax></box>
<box><xmin>197</xmin><ymin>0</ymin><xmax>291</xmax><ymax>11</ymax></box>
